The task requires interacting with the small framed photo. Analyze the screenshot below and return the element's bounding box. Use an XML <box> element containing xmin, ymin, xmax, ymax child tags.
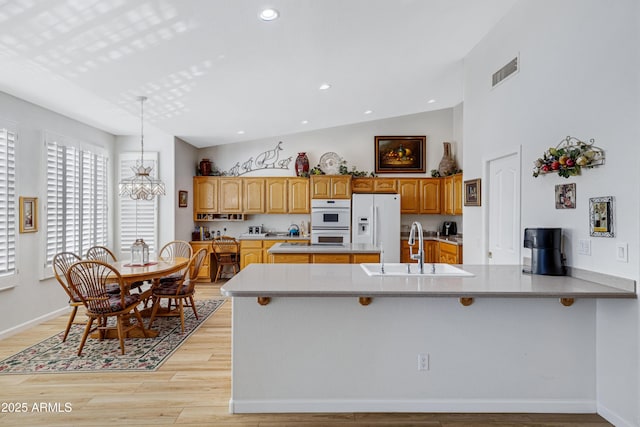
<box><xmin>19</xmin><ymin>196</ymin><xmax>38</xmax><ymax>233</ymax></box>
<box><xmin>464</xmin><ymin>179</ymin><xmax>481</xmax><ymax>206</ymax></box>
<box><xmin>374</xmin><ymin>136</ymin><xmax>426</xmax><ymax>173</ymax></box>
<box><xmin>178</xmin><ymin>190</ymin><xmax>188</xmax><ymax>208</ymax></box>
<box><xmin>589</xmin><ymin>196</ymin><xmax>614</xmax><ymax>237</ymax></box>
<box><xmin>555</xmin><ymin>183</ymin><xmax>576</xmax><ymax>209</ymax></box>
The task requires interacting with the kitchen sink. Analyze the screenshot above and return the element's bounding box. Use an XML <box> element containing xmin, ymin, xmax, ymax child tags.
<box><xmin>360</xmin><ymin>263</ymin><xmax>474</xmax><ymax>277</ymax></box>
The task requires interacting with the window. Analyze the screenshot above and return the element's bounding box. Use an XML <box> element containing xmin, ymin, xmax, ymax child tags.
<box><xmin>45</xmin><ymin>133</ymin><xmax>108</xmax><ymax>267</ymax></box>
<box><xmin>0</xmin><ymin>125</ymin><xmax>16</xmax><ymax>282</ymax></box>
<box><xmin>118</xmin><ymin>152</ymin><xmax>159</xmax><ymax>254</ymax></box>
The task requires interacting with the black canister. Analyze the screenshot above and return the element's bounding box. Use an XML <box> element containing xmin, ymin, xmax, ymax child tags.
<box><xmin>523</xmin><ymin>228</ymin><xmax>565</xmax><ymax>275</ymax></box>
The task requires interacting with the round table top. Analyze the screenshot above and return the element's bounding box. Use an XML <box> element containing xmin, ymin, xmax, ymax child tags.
<box><xmin>110</xmin><ymin>257</ymin><xmax>189</xmax><ymax>283</ymax></box>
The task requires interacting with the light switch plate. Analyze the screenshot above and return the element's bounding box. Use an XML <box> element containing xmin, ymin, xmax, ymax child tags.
<box><xmin>577</xmin><ymin>239</ymin><xmax>591</xmax><ymax>256</ymax></box>
<box><xmin>616</xmin><ymin>242</ymin><xmax>628</xmax><ymax>262</ymax></box>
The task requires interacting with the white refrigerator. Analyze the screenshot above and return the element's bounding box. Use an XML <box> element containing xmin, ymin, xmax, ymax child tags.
<box><xmin>351</xmin><ymin>193</ymin><xmax>401</xmax><ymax>262</ymax></box>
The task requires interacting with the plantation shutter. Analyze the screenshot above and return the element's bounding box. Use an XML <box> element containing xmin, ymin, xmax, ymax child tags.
<box><xmin>119</xmin><ymin>152</ymin><xmax>159</xmax><ymax>254</ymax></box>
<box><xmin>45</xmin><ymin>134</ymin><xmax>108</xmax><ymax>266</ymax></box>
<box><xmin>0</xmin><ymin>126</ymin><xmax>16</xmax><ymax>278</ymax></box>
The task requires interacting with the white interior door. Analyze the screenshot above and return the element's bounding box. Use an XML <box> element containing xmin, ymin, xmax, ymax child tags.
<box><xmin>487</xmin><ymin>152</ymin><xmax>520</xmax><ymax>264</ymax></box>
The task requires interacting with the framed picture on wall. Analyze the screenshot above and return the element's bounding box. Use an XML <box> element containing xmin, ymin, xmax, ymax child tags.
<box><xmin>555</xmin><ymin>183</ymin><xmax>576</xmax><ymax>209</ymax></box>
<box><xmin>19</xmin><ymin>196</ymin><xmax>38</xmax><ymax>233</ymax></box>
<box><xmin>589</xmin><ymin>196</ymin><xmax>614</xmax><ymax>237</ymax></box>
<box><xmin>374</xmin><ymin>136</ymin><xmax>426</xmax><ymax>173</ymax></box>
<box><xmin>178</xmin><ymin>190</ymin><xmax>188</xmax><ymax>208</ymax></box>
<box><xmin>464</xmin><ymin>179</ymin><xmax>481</xmax><ymax>206</ymax></box>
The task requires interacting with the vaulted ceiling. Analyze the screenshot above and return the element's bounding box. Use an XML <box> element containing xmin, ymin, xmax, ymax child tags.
<box><xmin>0</xmin><ymin>0</ymin><xmax>516</xmax><ymax>147</ymax></box>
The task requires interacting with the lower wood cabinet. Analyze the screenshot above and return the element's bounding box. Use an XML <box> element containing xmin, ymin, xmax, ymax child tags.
<box><xmin>270</xmin><ymin>252</ymin><xmax>380</xmax><ymax>264</ymax></box>
<box><xmin>401</xmin><ymin>239</ymin><xmax>457</xmax><ymax>264</ymax></box>
<box><xmin>240</xmin><ymin>240</ymin><xmax>263</xmax><ymax>269</ymax></box>
<box><xmin>190</xmin><ymin>241</ymin><xmax>213</xmax><ymax>282</ymax></box>
<box><xmin>438</xmin><ymin>241</ymin><xmax>463</xmax><ymax>264</ymax></box>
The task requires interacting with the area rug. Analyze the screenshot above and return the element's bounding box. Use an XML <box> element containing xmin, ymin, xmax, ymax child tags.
<box><xmin>0</xmin><ymin>299</ymin><xmax>225</xmax><ymax>374</ymax></box>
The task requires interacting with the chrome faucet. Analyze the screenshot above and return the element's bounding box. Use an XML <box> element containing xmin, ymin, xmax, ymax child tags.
<box><xmin>408</xmin><ymin>221</ymin><xmax>425</xmax><ymax>274</ymax></box>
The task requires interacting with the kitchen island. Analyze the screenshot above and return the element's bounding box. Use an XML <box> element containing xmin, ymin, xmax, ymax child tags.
<box><xmin>268</xmin><ymin>242</ymin><xmax>380</xmax><ymax>264</ymax></box>
<box><xmin>220</xmin><ymin>264</ymin><xmax>635</xmax><ymax>414</ymax></box>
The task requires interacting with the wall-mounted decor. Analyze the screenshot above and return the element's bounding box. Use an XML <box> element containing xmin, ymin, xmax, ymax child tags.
<box><xmin>589</xmin><ymin>196</ymin><xmax>614</xmax><ymax>237</ymax></box>
<box><xmin>19</xmin><ymin>196</ymin><xmax>37</xmax><ymax>233</ymax></box>
<box><xmin>464</xmin><ymin>178</ymin><xmax>481</xmax><ymax>206</ymax></box>
<box><xmin>223</xmin><ymin>141</ymin><xmax>293</xmax><ymax>176</ymax></box>
<box><xmin>555</xmin><ymin>183</ymin><xmax>576</xmax><ymax>209</ymax></box>
<box><xmin>374</xmin><ymin>136</ymin><xmax>426</xmax><ymax>173</ymax></box>
<box><xmin>178</xmin><ymin>190</ymin><xmax>188</xmax><ymax>208</ymax></box>
<box><xmin>533</xmin><ymin>136</ymin><xmax>604</xmax><ymax>178</ymax></box>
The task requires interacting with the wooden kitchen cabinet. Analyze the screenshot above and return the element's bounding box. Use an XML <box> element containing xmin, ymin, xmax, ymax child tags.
<box><xmin>401</xmin><ymin>239</ymin><xmax>439</xmax><ymax>263</ymax></box>
<box><xmin>240</xmin><ymin>240</ymin><xmax>263</xmax><ymax>269</ymax></box>
<box><xmin>442</xmin><ymin>173</ymin><xmax>463</xmax><ymax>215</ymax></box>
<box><xmin>272</xmin><ymin>254</ymin><xmax>311</xmax><ymax>263</ymax></box>
<box><xmin>438</xmin><ymin>241</ymin><xmax>462</xmax><ymax>264</ymax></box>
<box><xmin>243</xmin><ymin>178</ymin><xmax>265</xmax><ymax>214</ymax></box>
<box><xmin>189</xmin><ymin>241</ymin><xmax>212</xmax><ymax>282</ymax></box>
<box><xmin>453</xmin><ymin>174</ymin><xmax>463</xmax><ymax>215</ymax></box>
<box><xmin>351</xmin><ymin>178</ymin><xmax>374</xmax><ymax>193</ymax></box>
<box><xmin>288</xmin><ymin>178</ymin><xmax>310</xmax><ymax>213</ymax></box>
<box><xmin>373</xmin><ymin>178</ymin><xmax>397</xmax><ymax>193</ymax></box>
<box><xmin>420</xmin><ymin>179</ymin><xmax>441</xmax><ymax>214</ymax></box>
<box><xmin>398</xmin><ymin>179</ymin><xmax>420</xmax><ymax>213</ymax></box>
<box><xmin>351</xmin><ymin>253</ymin><xmax>380</xmax><ymax>263</ymax></box>
<box><xmin>218</xmin><ymin>177</ymin><xmax>243</xmax><ymax>213</ymax></box>
<box><xmin>193</xmin><ymin>177</ymin><xmax>218</xmax><ymax>220</ymax></box>
<box><xmin>311</xmin><ymin>175</ymin><xmax>351</xmax><ymax>199</ymax></box>
<box><xmin>265</xmin><ymin>178</ymin><xmax>288</xmax><ymax>214</ymax></box>
<box><xmin>312</xmin><ymin>254</ymin><xmax>351</xmax><ymax>264</ymax></box>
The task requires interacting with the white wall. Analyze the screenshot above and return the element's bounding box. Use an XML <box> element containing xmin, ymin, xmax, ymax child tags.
<box><xmin>174</xmin><ymin>137</ymin><xmax>199</xmax><ymax>242</ymax></box>
<box><xmin>462</xmin><ymin>1</ymin><xmax>639</xmax><ymax>425</ymax></box>
<box><xmin>0</xmin><ymin>91</ymin><xmax>116</xmax><ymax>336</ymax></box>
<box><xmin>198</xmin><ymin>108</ymin><xmax>462</xmax><ymax>237</ymax></box>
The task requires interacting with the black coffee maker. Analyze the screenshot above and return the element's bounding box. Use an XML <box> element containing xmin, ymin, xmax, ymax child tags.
<box><xmin>523</xmin><ymin>228</ymin><xmax>565</xmax><ymax>275</ymax></box>
<box><xmin>442</xmin><ymin>221</ymin><xmax>457</xmax><ymax>236</ymax></box>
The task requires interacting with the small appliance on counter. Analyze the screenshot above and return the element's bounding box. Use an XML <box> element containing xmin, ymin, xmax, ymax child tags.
<box><xmin>442</xmin><ymin>221</ymin><xmax>457</xmax><ymax>236</ymax></box>
<box><xmin>288</xmin><ymin>224</ymin><xmax>300</xmax><ymax>237</ymax></box>
<box><xmin>522</xmin><ymin>227</ymin><xmax>566</xmax><ymax>276</ymax></box>
<box><xmin>239</xmin><ymin>225</ymin><xmax>267</xmax><ymax>238</ymax></box>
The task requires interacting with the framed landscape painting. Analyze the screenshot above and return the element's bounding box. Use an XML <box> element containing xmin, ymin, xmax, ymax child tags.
<box><xmin>374</xmin><ymin>136</ymin><xmax>426</xmax><ymax>173</ymax></box>
<box><xmin>589</xmin><ymin>196</ymin><xmax>614</xmax><ymax>237</ymax></box>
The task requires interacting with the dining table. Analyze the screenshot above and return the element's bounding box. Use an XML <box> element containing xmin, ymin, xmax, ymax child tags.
<box><xmin>93</xmin><ymin>257</ymin><xmax>189</xmax><ymax>339</ymax></box>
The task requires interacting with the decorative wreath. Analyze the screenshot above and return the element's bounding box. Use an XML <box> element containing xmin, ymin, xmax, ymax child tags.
<box><xmin>533</xmin><ymin>136</ymin><xmax>604</xmax><ymax>178</ymax></box>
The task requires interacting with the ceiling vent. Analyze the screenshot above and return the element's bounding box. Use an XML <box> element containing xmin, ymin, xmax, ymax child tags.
<box><xmin>492</xmin><ymin>56</ymin><xmax>519</xmax><ymax>87</ymax></box>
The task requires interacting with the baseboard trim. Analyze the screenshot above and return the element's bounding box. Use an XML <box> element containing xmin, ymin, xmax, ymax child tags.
<box><xmin>229</xmin><ymin>398</ymin><xmax>596</xmax><ymax>414</ymax></box>
<box><xmin>0</xmin><ymin>306</ymin><xmax>70</xmax><ymax>340</ymax></box>
<box><xmin>597</xmin><ymin>402</ymin><xmax>636</xmax><ymax>427</ymax></box>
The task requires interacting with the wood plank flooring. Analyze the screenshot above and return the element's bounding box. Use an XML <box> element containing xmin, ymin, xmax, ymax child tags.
<box><xmin>0</xmin><ymin>282</ymin><xmax>613</xmax><ymax>426</ymax></box>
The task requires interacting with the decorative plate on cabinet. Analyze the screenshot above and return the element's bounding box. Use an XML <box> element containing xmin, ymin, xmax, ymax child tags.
<box><xmin>319</xmin><ymin>152</ymin><xmax>342</xmax><ymax>175</ymax></box>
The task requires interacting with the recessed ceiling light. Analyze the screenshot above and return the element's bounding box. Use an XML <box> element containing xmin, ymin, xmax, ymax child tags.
<box><xmin>259</xmin><ymin>8</ymin><xmax>279</xmax><ymax>21</ymax></box>
<box><xmin>427</xmin><ymin>99</ymin><xmax>436</xmax><ymax>104</ymax></box>
<box><xmin>318</xmin><ymin>83</ymin><xmax>331</xmax><ymax>91</ymax></box>
<box><xmin>364</xmin><ymin>110</ymin><xmax>373</xmax><ymax>115</ymax></box>
<box><xmin>301</xmin><ymin>120</ymin><xmax>309</xmax><ymax>124</ymax></box>
<box><xmin>237</xmin><ymin>130</ymin><xmax>245</xmax><ymax>135</ymax></box>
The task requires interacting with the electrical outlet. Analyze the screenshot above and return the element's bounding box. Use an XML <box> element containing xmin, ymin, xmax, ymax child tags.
<box><xmin>577</xmin><ymin>239</ymin><xmax>591</xmax><ymax>256</ymax></box>
<box><xmin>417</xmin><ymin>353</ymin><xmax>429</xmax><ymax>371</ymax></box>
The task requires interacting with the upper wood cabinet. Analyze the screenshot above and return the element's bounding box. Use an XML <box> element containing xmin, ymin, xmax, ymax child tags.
<box><xmin>311</xmin><ymin>175</ymin><xmax>351</xmax><ymax>199</ymax></box>
<box><xmin>266</xmin><ymin>178</ymin><xmax>288</xmax><ymax>214</ymax></box>
<box><xmin>420</xmin><ymin>178</ymin><xmax>441</xmax><ymax>214</ymax></box>
<box><xmin>453</xmin><ymin>174</ymin><xmax>463</xmax><ymax>215</ymax></box>
<box><xmin>442</xmin><ymin>173</ymin><xmax>462</xmax><ymax>215</ymax></box>
<box><xmin>351</xmin><ymin>178</ymin><xmax>374</xmax><ymax>193</ymax></box>
<box><xmin>288</xmin><ymin>178</ymin><xmax>310</xmax><ymax>213</ymax></box>
<box><xmin>219</xmin><ymin>178</ymin><xmax>243</xmax><ymax>213</ymax></box>
<box><xmin>193</xmin><ymin>177</ymin><xmax>218</xmax><ymax>219</ymax></box>
<box><xmin>374</xmin><ymin>178</ymin><xmax>397</xmax><ymax>193</ymax></box>
<box><xmin>243</xmin><ymin>178</ymin><xmax>265</xmax><ymax>214</ymax></box>
<box><xmin>397</xmin><ymin>179</ymin><xmax>420</xmax><ymax>214</ymax></box>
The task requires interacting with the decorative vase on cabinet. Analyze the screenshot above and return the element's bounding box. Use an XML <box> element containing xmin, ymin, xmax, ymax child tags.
<box><xmin>295</xmin><ymin>152</ymin><xmax>310</xmax><ymax>176</ymax></box>
<box><xmin>438</xmin><ymin>142</ymin><xmax>457</xmax><ymax>176</ymax></box>
<box><xmin>199</xmin><ymin>158</ymin><xmax>212</xmax><ymax>176</ymax></box>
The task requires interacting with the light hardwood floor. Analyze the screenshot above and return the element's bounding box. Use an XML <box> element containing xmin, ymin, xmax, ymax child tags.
<box><xmin>0</xmin><ymin>282</ymin><xmax>612</xmax><ymax>426</ymax></box>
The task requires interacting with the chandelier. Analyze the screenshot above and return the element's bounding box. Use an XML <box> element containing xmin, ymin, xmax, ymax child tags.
<box><xmin>119</xmin><ymin>96</ymin><xmax>166</xmax><ymax>200</ymax></box>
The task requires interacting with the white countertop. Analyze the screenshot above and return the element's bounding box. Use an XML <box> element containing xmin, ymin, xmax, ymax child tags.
<box><xmin>268</xmin><ymin>242</ymin><xmax>380</xmax><ymax>254</ymax></box>
<box><xmin>220</xmin><ymin>264</ymin><xmax>636</xmax><ymax>299</ymax></box>
<box><xmin>238</xmin><ymin>234</ymin><xmax>311</xmax><ymax>241</ymax></box>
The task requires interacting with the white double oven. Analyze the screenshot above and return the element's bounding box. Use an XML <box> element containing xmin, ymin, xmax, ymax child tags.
<box><xmin>310</xmin><ymin>199</ymin><xmax>351</xmax><ymax>245</ymax></box>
